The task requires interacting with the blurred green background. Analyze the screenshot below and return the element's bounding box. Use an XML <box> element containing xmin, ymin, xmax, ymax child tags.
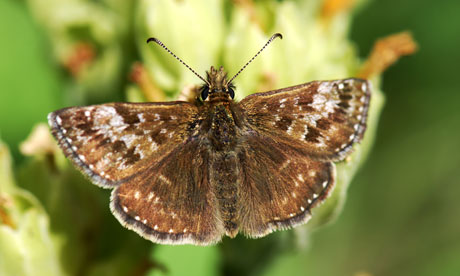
<box><xmin>1</xmin><ymin>0</ymin><xmax>459</xmax><ymax>275</ymax></box>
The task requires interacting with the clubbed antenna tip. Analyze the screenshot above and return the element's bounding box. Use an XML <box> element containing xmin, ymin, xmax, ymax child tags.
<box><xmin>146</xmin><ymin>37</ymin><xmax>209</xmax><ymax>85</ymax></box>
<box><xmin>227</xmin><ymin>33</ymin><xmax>283</xmax><ymax>84</ymax></box>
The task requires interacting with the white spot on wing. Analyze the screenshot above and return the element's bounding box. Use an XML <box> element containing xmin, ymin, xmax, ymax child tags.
<box><xmin>280</xmin><ymin>159</ymin><xmax>291</xmax><ymax>170</ymax></box>
<box><xmin>119</xmin><ymin>133</ymin><xmax>137</xmax><ymax>149</ymax></box>
<box><xmin>313</xmin><ymin>83</ymin><xmax>341</xmax><ymax>116</ymax></box>
<box><xmin>96</xmin><ymin>106</ymin><xmax>126</xmax><ymax>127</ymax></box>
<box><xmin>318</xmin><ymin>82</ymin><xmax>333</xmax><ymax>93</ymax></box>
<box><xmin>56</xmin><ymin>116</ymin><xmax>62</xmax><ymax>125</ymax></box>
<box><xmin>148</xmin><ymin>192</ymin><xmax>154</xmax><ymax>201</ymax></box>
<box><xmin>159</xmin><ymin>175</ymin><xmax>171</xmax><ymax>185</ymax></box>
<box><xmin>297</xmin><ymin>174</ymin><xmax>304</xmax><ymax>182</ymax></box>
<box><xmin>311</xmin><ymin>94</ymin><xmax>327</xmax><ymax>110</ymax></box>
<box><xmin>315</xmin><ymin>137</ymin><xmax>327</xmax><ymax>148</ymax></box>
<box><xmin>137</xmin><ymin>113</ymin><xmax>146</xmax><ymax>123</ymax></box>
<box><xmin>134</xmin><ymin>144</ymin><xmax>145</xmax><ymax>160</ymax></box>
<box><xmin>303</xmin><ymin>124</ymin><xmax>309</xmax><ymax>137</ymax></box>
<box><xmin>324</xmin><ymin>99</ymin><xmax>338</xmax><ymax>115</ymax></box>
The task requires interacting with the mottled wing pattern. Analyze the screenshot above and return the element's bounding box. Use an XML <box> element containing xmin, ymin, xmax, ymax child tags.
<box><xmin>111</xmin><ymin>139</ymin><xmax>224</xmax><ymax>245</ymax></box>
<box><xmin>48</xmin><ymin>102</ymin><xmax>199</xmax><ymax>187</ymax></box>
<box><xmin>48</xmin><ymin>77</ymin><xmax>371</xmax><ymax>245</ymax></box>
<box><xmin>236</xmin><ymin>134</ymin><xmax>335</xmax><ymax>237</ymax></box>
<box><xmin>239</xmin><ymin>79</ymin><xmax>371</xmax><ymax>161</ymax></box>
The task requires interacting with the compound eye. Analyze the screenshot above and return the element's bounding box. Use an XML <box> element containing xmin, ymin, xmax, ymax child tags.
<box><xmin>201</xmin><ymin>86</ymin><xmax>209</xmax><ymax>100</ymax></box>
<box><xmin>228</xmin><ymin>86</ymin><xmax>235</xmax><ymax>99</ymax></box>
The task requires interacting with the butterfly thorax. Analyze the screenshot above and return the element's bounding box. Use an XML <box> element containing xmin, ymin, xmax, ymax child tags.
<box><xmin>206</xmin><ymin>101</ymin><xmax>237</xmax><ymax>152</ymax></box>
<box><xmin>199</xmin><ymin>66</ymin><xmax>238</xmax><ymax>152</ymax></box>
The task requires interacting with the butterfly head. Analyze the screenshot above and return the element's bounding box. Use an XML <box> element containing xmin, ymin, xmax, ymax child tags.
<box><xmin>200</xmin><ymin>66</ymin><xmax>235</xmax><ymax>101</ymax></box>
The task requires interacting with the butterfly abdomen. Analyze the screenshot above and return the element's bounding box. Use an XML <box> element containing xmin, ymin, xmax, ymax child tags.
<box><xmin>205</xmin><ymin>102</ymin><xmax>241</xmax><ymax>237</ymax></box>
<box><xmin>210</xmin><ymin>152</ymin><xmax>239</xmax><ymax>238</ymax></box>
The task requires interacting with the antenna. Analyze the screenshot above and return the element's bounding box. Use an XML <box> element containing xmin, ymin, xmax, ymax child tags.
<box><xmin>227</xmin><ymin>33</ymin><xmax>283</xmax><ymax>84</ymax></box>
<box><xmin>147</xmin><ymin>37</ymin><xmax>209</xmax><ymax>85</ymax></box>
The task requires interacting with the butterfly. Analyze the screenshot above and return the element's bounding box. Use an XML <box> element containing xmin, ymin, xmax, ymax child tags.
<box><xmin>48</xmin><ymin>33</ymin><xmax>371</xmax><ymax>245</ymax></box>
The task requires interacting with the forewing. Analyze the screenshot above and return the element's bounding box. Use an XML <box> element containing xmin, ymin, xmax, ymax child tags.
<box><xmin>110</xmin><ymin>139</ymin><xmax>224</xmax><ymax>245</ymax></box>
<box><xmin>48</xmin><ymin>102</ymin><xmax>199</xmax><ymax>187</ymax></box>
<box><xmin>238</xmin><ymin>78</ymin><xmax>371</xmax><ymax>161</ymax></box>
<box><xmin>237</xmin><ymin>134</ymin><xmax>335</xmax><ymax>237</ymax></box>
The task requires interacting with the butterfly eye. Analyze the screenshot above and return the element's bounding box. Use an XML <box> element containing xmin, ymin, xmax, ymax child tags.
<box><xmin>228</xmin><ymin>86</ymin><xmax>235</xmax><ymax>99</ymax></box>
<box><xmin>201</xmin><ymin>86</ymin><xmax>209</xmax><ymax>100</ymax></box>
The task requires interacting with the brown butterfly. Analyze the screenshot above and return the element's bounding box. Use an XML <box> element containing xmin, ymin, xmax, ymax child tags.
<box><xmin>48</xmin><ymin>33</ymin><xmax>371</xmax><ymax>245</ymax></box>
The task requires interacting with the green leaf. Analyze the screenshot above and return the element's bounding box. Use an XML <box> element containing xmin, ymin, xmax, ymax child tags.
<box><xmin>148</xmin><ymin>245</ymin><xmax>219</xmax><ymax>276</ymax></box>
<box><xmin>0</xmin><ymin>141</ymin><xmax>64</xmax><ymax>276</ymax></box>
<box><xmin>137</xmin><ymin>0</ymin><xmax>225</xmax><ymax>96</ymax></box>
